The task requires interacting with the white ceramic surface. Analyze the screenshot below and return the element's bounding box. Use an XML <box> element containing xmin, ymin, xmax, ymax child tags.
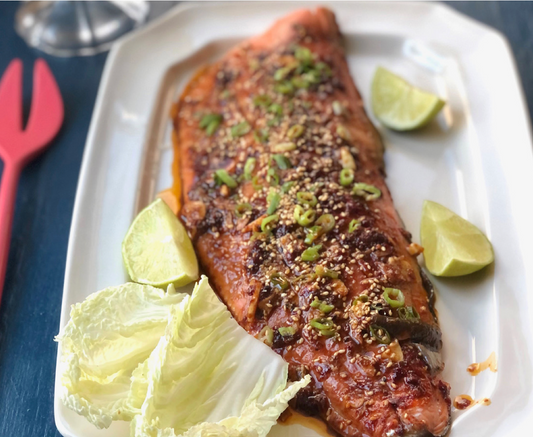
<box><xmin>55</xmin><ymin>3</ymin><xmax>533</xmax><ymax>437</ymax></box>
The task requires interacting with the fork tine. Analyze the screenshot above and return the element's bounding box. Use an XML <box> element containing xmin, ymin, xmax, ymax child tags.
<box><xmin>0</xmin><ymin>59</ymin><xmax>23</xmax><ymax>138</ymax></box>
<box><xmin>24</xmin><ymin>59</ymin><xmax>64</xmax><ymax>147</ymax></box>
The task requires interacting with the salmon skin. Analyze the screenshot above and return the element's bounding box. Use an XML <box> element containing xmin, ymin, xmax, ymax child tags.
<box><xmin>174</xmin><ymin>8</ymin><xmax>451</xmax><ymax>437</ymax></box>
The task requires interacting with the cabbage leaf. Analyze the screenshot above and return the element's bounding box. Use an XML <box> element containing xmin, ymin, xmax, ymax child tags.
<box><xmin>57</xmin><ymin>277</ymin><xmax>309</xmax><ymax>436</ymax></box>
<box><xmin>131</xmin><ymin>277</ymin><xmax>310</xmax><ymax>437</ymax></box>
<box><xmin>56</xmin><ymin>282</ymin><xmax>185</xmax><ymax>428</ymax></box>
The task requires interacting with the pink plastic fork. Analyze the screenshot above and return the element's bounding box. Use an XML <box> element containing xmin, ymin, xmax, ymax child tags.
<box><xmin>0</xmin><ymin>59</ymin><xmax>64</xmax><ymax>304</ymax></box>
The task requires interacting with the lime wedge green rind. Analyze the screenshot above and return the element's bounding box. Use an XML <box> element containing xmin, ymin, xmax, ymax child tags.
<box><xmin>371</xmin><ymin>66</ymin><xmax>445</xmax><ymax>131</ymax></box>
<box><xmin>122</xmin><ymin>198</ymin><xmax>199</xmax><ymax>288</ymax></box>
<box><xmin>420</xmin><ymin>200</ymin><xmax>494</xmax><ymax>277</ymax></box>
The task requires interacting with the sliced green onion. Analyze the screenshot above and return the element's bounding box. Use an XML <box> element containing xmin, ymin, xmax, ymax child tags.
<box><xmin>282</xmin><ymin>181</ymin><xmax>295</xmax><ymax>193</ymax></box>
<box><xmin>252</xmin><ymin>175</ymin><xmax>263</xmax><ymax>191</ymax></box>
<box><xmin>310</xmin><ymin>318</ymin><xmax>333</xmax><ymax>332</ymax></box>
<box><xmin>267</xmin><ymin>168</ymin><xmax>279</xmax><ymax>186</ymax></box>
<box><xmin>302</xmin><ymin>70</ymin><xmax>321</xmax><ymax>84</ymax></box>
<box><xmin>278</xmin><ymin>326</ymin><xmax>296</xmax><ymax>336</ymax></box>
<box><xmin>272</xmin><ymin>142</ymin><xmax>296</xmax><ymax>153</ymax></box>
<box><xmin>332</xmin><ymin>101</ymin><xmax>343</xmax><ymax>116</ymax></box>
<box><xmin>319</xmin><ymin>328</ymin><xmax>336</xmax><ymax>336</ymax></box>
<box><xmin>214</xmin><ymin>169</ymin><xmax>237</xmax><ymax>188</ymax></box>
<box><xmin>354</xmin><ymin>294</ymin><xmax>369</xmax><ymax>305</ymax></box>
<box><xmin>235</xmin><ymin>203</ymin><xmax>252</xmax><ymax>218</ymax></box>
<box><xmin>336</xmin><ymin>124</ymin><xmax>352</xmax><ymax>141</ymax></box>
<box><xmin>294</xmin><ymin>206</ymin><xmax>316</xmax><ymax>226</ymax></box>
<box><xmin>274</xmin><ymin>66</ymin><xmax>293</xmax><ymax>81</ymax></box>
<box><xmin>272</xmin><ymin>154</ymin><xmax>292</xmax><ymax>170</ymax></box>
<box><xmin>304</xmin><ymin>226</ymin><xmax>320</xmax><ymax>245</ymax></box>
<box><xmin>206</xmin><ymin>121</ymin><xmax>220</xmax><ymax>136</ymax></box>
<box><xmin>258</xmin><ymin>325</ymin><xmax>274</xmax><ymax>346</ymax></box>
<box><xmin>315</xmin><ymin>265</ymin><xmax>339</xmax><ymax>279</ymax></box>
<box><xmin>253</xmin><ymin>94</ymin><xmax>271</xmax><ymax>107</ymax></box>
<box><xmin>383</xmin><ymin>287</ymin><xmax>405</xmax><ymax>308</ymax></box>
<box><xmin>319</xmin><ymin>303</ymin><xmax>335</xmax><ymax>313</ymax></box>
<box><xmin>349</xmin><ymin>219</ymin><xmax>360</xmax><ymax>233</ymax></box>
<box><xmin>370</xmin><ymin>325</ymin><xmax>391</xmax><ymax>345</ymax></box>
<box><xmin>304</xmin><ymin>226</ymin><xmax>320</xmax><ymax>246</ymax></box>
<box><xmin>310</xmin><ymin>318</ymin><xmax>333</xmax><ymax>330</ymax></box>
<box><xmin>231</xmin><ymin>121</ymin><xmax>251</xmax><ymax>138</ymax></box>
<box><xmin>398</xmin><ymin>306</ymin><xmax>420</xmax><ymax>320</ymax></box>
<box><xmin>244</xmin><ymin>157</ymin><xmax>256</xmax><ymax>180</ymax></box>
<box><xmin>287</xmin><ymin>124</ymin><xmax>305</xmax><ymax>139</ymax></box>
<box><xmin>274</xmin><ymin>81</ymin><xmax>294</xmax><ymax>95</ymax></box>
<box><xmin>299</xmin><ymin>210</ymin><xmax>316</xmax><ymax>227</ymax></box>
<box><xmin>253</xmin><ymin>129</ymin><xmax>269</xmax><ymax>144</ymax></box>
<box><xmin>293</xmin><ymin>272</ymin><xmax>317</xmax><ymax>284</ymax></box>
<box><xmin>319</xmin><ymin>329</ymin><xmax>336</xmax><ymax>337</ymax></box>
<box><xmin>293</xmin><ymin>205</ymin><xmax>303</xmax><ymax>221</ymax></box>
<box><xmin>199</xmin><ymin>113</ymin><xmax>222</xmax><ymax>129</ymax></box>
<box><xmin>261</xmin><ymin>214</ymin><xmax>279</xmax><ymax>233</ymax></box>
<box><xmin>295</xmin><ymin>46</ymin><xmax>313</xmax><ymax>65</ymax></box>
<box><xmin>291</xmin><ymin>76</ymin><xmax>310</xmax><ymax>89</ymax></box>
<box><xmin>340</xmin><ymin>168</ymin><xmax>354</xmax><ymax>186</ymax></box>
<box><xmin>309</xmin><ymin>297</ymin><xmax>334</xmax><ymax>313</ymax></box>
<box><xmin>266</xmin><ymin>189</ymin><xmax>276</xmax><ymax>201</ymax></box>
<box><xmin>352</xmin><ymin>183</ymin><xmax>381</xmax><ymax>201</ymax></box>
<box><xmin>297</xmin><ymin>192</ymin><xmax>318</xmax><ymax>207</ymax></box>
<box><xmin>268</xmin><ymin>103</ymin><xmax>283</xmax><ymax>116</ymax></box>
<box><xmin>267</xmin><ymin>192</ymin><xmax>281</xmax><ymax>215</ymax></box>
<box><xmin>316</xmin><ymin>214</ymin><xmax>335</xmax><ymax>234</ymax></box>
<box><xmin>199</xmin><ymin>113</ymin><xmax>223</xmax><ymax>136</ymax></box>
<box><xmin>302</xmin><ymin>244</ymin><xmax>322</xmax><ymax>262</ymax></box>
<box><xmin>270</xmin><ymin>272</ymin><xmax>289</xmax><ymax>290</ymax></box>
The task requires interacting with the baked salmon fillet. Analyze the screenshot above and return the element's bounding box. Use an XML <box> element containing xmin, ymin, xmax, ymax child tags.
<box><xmin>174</xmin><ymin>8</ymin><xmax>451</xmax><ymax>437</ymax></box>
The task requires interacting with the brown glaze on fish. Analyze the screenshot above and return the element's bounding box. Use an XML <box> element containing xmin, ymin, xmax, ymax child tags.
<box><xmin>174</xmin><ymin>8</ymin><xmax>451</xmax><ymax>437</ymax></box>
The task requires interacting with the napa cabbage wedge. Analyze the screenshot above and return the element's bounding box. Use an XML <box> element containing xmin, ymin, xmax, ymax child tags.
<box><xmin>57</xmin><ymin>276</ymin><xmax>309</xmax><ymax>437</ymax></box>
<box><xmin>56</xmin><ymin>282</ymin><xmax>186</xmax><ymax>429</ymax></box>
<box><xmin>130</xmin><ymin>276</ymin><xmax>310</xmax><ymax>437</ymax></box>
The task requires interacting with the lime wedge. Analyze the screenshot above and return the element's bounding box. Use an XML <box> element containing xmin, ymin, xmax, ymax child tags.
<box><xmin>122</xmin><ymin>198</ymin><xmax>199</xmax><ymax>288</ymax></box>
<box><xmin>420</xmin><ymin>200</ymin><xmax>494</xmax><ymax>277</ymax></box>
<box><xmin>371</xmin><ymin>67</ymin><xmax>445</xmax><ymax>131</ymax></box>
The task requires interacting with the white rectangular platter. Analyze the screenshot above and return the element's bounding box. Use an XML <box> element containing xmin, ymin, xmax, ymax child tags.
<box><xmin>55</xmin><ymin>3</ymin><xmax>533</xmax><ymax>437</ymax></box>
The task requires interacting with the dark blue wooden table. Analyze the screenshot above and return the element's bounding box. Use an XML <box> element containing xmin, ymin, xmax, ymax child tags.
<box><xmin>0</xmin><ymin>2</ymin><xmax>531</xmax><ymax>436</ymax></box>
